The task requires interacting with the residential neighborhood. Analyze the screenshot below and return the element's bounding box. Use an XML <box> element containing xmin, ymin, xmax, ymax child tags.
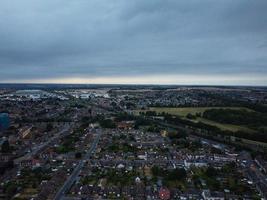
<box><xmin>0</xmin><ymin>86</ymin><xmax>267</xmax><ymax>199</ymax></box>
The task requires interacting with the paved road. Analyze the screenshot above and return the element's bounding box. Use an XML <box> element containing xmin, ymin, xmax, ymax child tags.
<box><xmin>54</xmin><ymin>129</ymin><xmax>102</xmax><ymax>200</ymax></box>
<box><xmin>15</xmin><ymin>124</ymin><xmax>70</xmax><ymax>164</ymax></box>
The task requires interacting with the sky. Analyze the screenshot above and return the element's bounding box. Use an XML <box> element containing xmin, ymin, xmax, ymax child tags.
<box><xmin>0</xmin><ymin>0</ymin><xmax>267</xmax><ymax>85</ymax></box>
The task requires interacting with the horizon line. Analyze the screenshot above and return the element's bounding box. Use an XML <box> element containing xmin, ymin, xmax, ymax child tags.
<box><xmin>0</xmin><ymin>82</ymin><xmax>267</xmax><ymax>88</ymax></box>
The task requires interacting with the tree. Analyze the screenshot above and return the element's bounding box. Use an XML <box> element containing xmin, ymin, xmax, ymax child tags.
<box><xmin>167</xmin><ymin>168</ymin><xmax>187</xmax><ymax>181</ymax></box>
<box><xmin>186</xmin><ymin>113</ymin><xmax>196</xmax><ymax>119</ymax></box>
<box><xmin>151</xmin><ymin>166</ymin><xmax>165</xmax><ymax>177</ymax></box>
<box><xmin>168</xmin><ymin>130</ymin><xmax>188</xmax><ymax>139</ymax></box>
<box><xmin>205</xmin><ymin>166</ymin><xmax>217</xmax><ymax>177</ymax></box>
<box><xmin>1</xmin><ymin>140</ymin><xmax>10</xmax><ymax>153</ymax></box>
<box><xmin>75</xmin><ymin>152</ymin><xmax>82</xmax><ymax>159</ymax></box>
<box><xmin>46</xmin><ymin>123</ymin><xmax>53</xmax><ymax>132</ymax></box>
<box><xmin>98</xmin><ymin>118</ymin><xmax>116</xmax><ymax>128</ymax></box>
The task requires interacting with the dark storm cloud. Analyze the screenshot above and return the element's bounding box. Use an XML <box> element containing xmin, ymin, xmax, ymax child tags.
<box><xmin>0</xmin><ymin>0</ymin><xmax>267</xmax><ymax>84</ymax></box>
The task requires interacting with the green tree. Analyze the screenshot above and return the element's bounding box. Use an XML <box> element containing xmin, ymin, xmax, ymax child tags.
<box><xmin>1</xmin><ymin>140</ymin><xmax>10</xmax><ymax>153</ymax></box>
<box><xmin>75</xmin><ymin>152</ymin><xmax>82</xmax><ymax>159</ymax></box>
<box><xmin>46</xmin><ymin>123</ymin><xmax>53</xmax><ymax>132</ymax></box>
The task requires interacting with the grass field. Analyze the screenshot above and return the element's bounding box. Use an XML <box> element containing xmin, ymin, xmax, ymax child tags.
<box><xmin>137</xmin><ymin>107</ymin><xmax>255</xmax><ymax>133</ymax></box>
<box><xmin>241</xmin><ymin>138</ymin><xmax>267</xmax><ymax>148</ymax></box>
<box><xmin>147</xmin><ymin>107</ymin><xmax>253</xmax><ymax>117</ymax></box>
<box><xmin>192</xmin><ymin>117</ymin><xmax>255</xmax><ymax>133</ymax></box>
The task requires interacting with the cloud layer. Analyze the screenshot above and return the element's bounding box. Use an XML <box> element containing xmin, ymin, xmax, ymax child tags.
<box><xmin>0</xmin><ymin>0</ymin><xmax>267</xmax><ymax>85</ymax></box>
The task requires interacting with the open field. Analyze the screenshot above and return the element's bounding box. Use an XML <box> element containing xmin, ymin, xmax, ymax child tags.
<box><xmin>136</xmin><ymin>107</ymin><xmax>255</xmax><ymax>133</ymax></box>
<box><xmin>241</xmin><ymin>138</ymin><xmax>267</xmax><ymax>148</ymax></box>
<box><xmin>147</xmin><ymin>107</ymin><xmax>254</xmax><ymax>117</ymax></box>
<box><xmin>192</xmin><ymin>117</ymin><xmax>255</xmax><ymax>133</ymax></box>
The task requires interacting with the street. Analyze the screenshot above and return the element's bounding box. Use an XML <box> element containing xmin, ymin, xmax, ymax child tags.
<box><xmin>54</xmin><ymin>129</ymin><xmax>102</xmax><ymax>200</ymax></box>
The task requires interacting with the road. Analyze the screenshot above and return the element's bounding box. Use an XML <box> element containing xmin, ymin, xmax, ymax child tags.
<box><xmin>54</xmin><ymin>129</ymin><xmax>102</xmax><ymax>200</ymax></box>
<box><xmin>15</xmin><ymin>124</ymin><xmax>70</xmax><ymax>164</ymax></box>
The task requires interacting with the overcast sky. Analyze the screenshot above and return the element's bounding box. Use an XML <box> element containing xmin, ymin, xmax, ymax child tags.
<box><xmin>0</xmin><ymin>0</ymin><xmax>267</xmax><ymax>85</ymax></box>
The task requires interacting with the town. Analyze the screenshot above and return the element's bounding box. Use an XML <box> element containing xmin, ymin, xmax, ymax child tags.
<box><xmin>0</xmin><ymin>85</ymin><xmax>267</xmax><ymax>200</ymax></box>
